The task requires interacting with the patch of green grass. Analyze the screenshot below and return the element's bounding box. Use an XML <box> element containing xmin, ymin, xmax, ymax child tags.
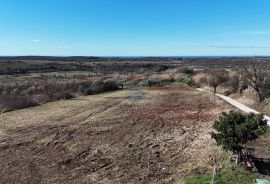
<box><xmin>184</xmin><ymin>165</ymin><xmax>254</xmax><ymax>184</ymax></box>
<box><xmin>266</xmin><ymin>126</ymin><xmax>270</xmax><ymax>136</ymax></box>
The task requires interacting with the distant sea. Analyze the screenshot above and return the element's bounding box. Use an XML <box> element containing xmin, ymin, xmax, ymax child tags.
<box><xmin>102</xmin><ymin>56</ymin><xmax>270</xmax><ymax>59</ymax></box>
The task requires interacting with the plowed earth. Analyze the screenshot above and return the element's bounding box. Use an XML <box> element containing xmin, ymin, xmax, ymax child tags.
<box><xmin>0</xmin><ymin>84</ymin><xmax>233</xmax><ymax>184</ymax></box>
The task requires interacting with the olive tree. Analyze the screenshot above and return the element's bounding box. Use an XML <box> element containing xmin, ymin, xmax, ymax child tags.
<box><xmin>211</xmin><ymin>111</ymin><xmax>267</xmax><ymax>164</ymax></box>
<box><xmin>207</xmin><ymin>69</ymin><xmax>229</xmax><ymax>94</ymax></box>
<box><xmin>243</xmin><ymin>60</ymin><xmax>270</xmax><ymax>102</ymax></box>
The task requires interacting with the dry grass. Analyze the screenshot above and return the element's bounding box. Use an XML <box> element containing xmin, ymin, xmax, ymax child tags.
<box><xmin>0</xmin><ymin>84</ymin><xmax>234</xmax><ymax>184</ymax></box>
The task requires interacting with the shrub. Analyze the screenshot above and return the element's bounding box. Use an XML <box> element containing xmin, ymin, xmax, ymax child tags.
<box><xmin>126</xmin><ymin>81</ymin><xmax>140</xmax><ymax>87</ymax></box>
<box><xmin>222</xmin><ymin>75</ymin><xmax>240</xmax><ymax>94</ymax></box>
<box><xmin>229</xmin><ymin>75</ymin><xmax>240</xmax><ymax>93</ymax></box>
<box><xmin>103</xmin><ymin>80</ymin><xmax>119</xmax><ymax>91</ymax></box>
<box><xmin>21</xmin><ymin>86</ymin><xmax>38</xmax><ymax>96</ymax></box>
<box><xmin>211</xmin><ymin>111</ymin><xmax>268</xmax><ymax>164</ymax></box>
<box><xmin>180</xmin><ymin>74</ymin><xmax>198</xmax><ymax>87</ymax></box>
<box><xmin>83</xmin><ymin>80</ymin><xmax>119</xmax><ymax>95</ymax></box>
<box><xmin>0</xmin><ymin>95</ymin><xmax>37</xmax><ymax>112</ymax></box>
<box><xmin>178</xmin><ymin>67</ymin><xmax>194</xmax><ymax>75</ymax></box>
<box><xmin>54</xmin><ymin>90</ymin><xmax>74</xmax><ymax>100</ymax></box>
<box><xmin>147</xmin><ymin>78</ymin><xmax>172</xmax><ymax>87</ymax></box>
<box><xmin>223</xmin><ymin>90</ymin><xmax>232</xmax><ymax>96</ymax></box>
<box><xmin>42</xmin><ymin>82</ymin><xmax>62</xmax><ymax>102</ymax></box>
<box><xmin>77</xmin><ymin>81</ymin><xmax>92</xmax><ymax>94</ymax></box>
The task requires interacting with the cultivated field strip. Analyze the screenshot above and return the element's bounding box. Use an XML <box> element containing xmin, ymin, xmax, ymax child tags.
<box><xmin>0</xmin><ymin>84</ymin><xmax>234</xmax><ymax>184</ymax></box>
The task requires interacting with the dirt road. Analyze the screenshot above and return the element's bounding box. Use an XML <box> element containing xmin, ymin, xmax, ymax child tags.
<box><xmin>0</xmin><ymin>84</ymin><xmax>233</xmax><ymax>184</ymax></box>
<box><xmin>197</xmin><ymin>88</ymin><xmax>270</xmax><ymax>125</ymax></box>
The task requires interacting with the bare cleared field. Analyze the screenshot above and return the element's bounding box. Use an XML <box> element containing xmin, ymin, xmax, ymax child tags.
<box><xmin>0</xmin><ymin>84</ymin><xmax>234</xmax><ymax>184</ymax></box>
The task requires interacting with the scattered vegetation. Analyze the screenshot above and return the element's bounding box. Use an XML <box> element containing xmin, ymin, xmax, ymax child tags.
<box><xmin>0</xmin><ymin>78</ymin><xmax>120</xmax><ymax>112</ymax></box>
<box><xmin>185</xmin><ymin>164</ymin><xmax>254</xmax><ymax>184</ymax></box>
<box><xmin>147</xmin><ymin>78</ymin><xmax>174</xmax><ymax>87</ymax></box>
<box><xmin>1</xmin><ymin>57</ymin><xmax>270</xmax><ymax>183</ymax></box>
<box><xmin>0</xmin><ymin>95</ymin><xmax>37</xmax><ymax>112</ymax></box>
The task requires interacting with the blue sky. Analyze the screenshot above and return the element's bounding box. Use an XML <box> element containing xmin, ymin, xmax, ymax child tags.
<box><xmin>1</xmin><ymin>0</ymin><xmax>270</xmax><ymax>56</ymax></box>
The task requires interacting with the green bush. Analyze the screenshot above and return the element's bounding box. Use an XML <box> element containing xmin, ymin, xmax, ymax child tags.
<box><xmin>126</xmin><ymin>81</ymin><xmax>141</xmax><ymax>87</ymax></box>
<box><xmin>211</xmin><ymin>111</ymin><xmax>268</xmax><ymax>164</ymax></box>
<box><xmin>180</xmin><ymin>74</ymin><xmax>198</xmax><ymax>87</ymax></box>
<box><xmin>147</xmin><ymin>78</ymin><xmax>173</xmax><ymax>87</ymax></box>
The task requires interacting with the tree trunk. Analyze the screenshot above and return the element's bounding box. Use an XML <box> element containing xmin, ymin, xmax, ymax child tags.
<box><xmin>256</xmin><ymin>88</ymin><xmax>264</xmax><ymax>102</ymax></box>
<box><xmin>213</xmin><ymin>87</ymin><xmax>217</xmax><ymax>94</ymax></box>
<box><xmin>236</xmin><ymin>151</ymin><xmax>241</xmax><ymax>164</ymax></box>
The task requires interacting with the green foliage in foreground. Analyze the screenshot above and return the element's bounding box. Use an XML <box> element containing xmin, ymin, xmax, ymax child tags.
<box><xmin>184</xmin><ymin>165</ymin><xmax>254</xmax><ymax>184</ymax></box>
<box><xmin>211</xmin><ymin>111</ymin><xmax>268</xmax><ymax>157</ymax></box>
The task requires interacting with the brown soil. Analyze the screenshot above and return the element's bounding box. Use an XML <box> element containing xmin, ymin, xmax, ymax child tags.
<box><xmin>247</xmin><ymin>135</ymin><xmax>270</xmax><ymax>178</ymax></box>
<box><xmin>0</xmin><ymin>84</ymin><xmax>233</xmax><ymax>184</ymax></box>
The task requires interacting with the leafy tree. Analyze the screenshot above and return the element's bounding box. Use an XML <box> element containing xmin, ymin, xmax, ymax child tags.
<box><xmin>211</xmin><ymin>111</ymin><xmax>268</xmax><ymax>164</ymax></box>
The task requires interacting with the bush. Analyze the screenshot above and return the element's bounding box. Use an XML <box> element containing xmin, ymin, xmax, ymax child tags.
<box><xmin>42</xmin><ymin>82</ymin><xmax>62</xmax><ymax>102</ymax></box>
<box><xmin>54</xmin><ymin>90</ymin><xmax>74</xmax><ymax>100</ymax></box>
<box><xmin>222</xmin><ymin>75</ymin><xmax>240</xmax><ymax>94</ymax></box>
<box><xmin>178</xmin><ymin>67</ymin><xmax>194</xmax><ymax>74</ymax></box>
<box><xmin>83</xmin><ymin>80</ymin><xmax>119</xmax><ymax>95</ymax></box>
<box><xmin>211</xmin><ymin>111</ymin><xmax>268</xmax><ymax>164</ymax></box>
<box><xmin>147</xmin><ymin>78</ymin><xmax>172</xmax><ymax>87</ymax></box>
<box><xmin>223</xmin><ymin>90</ymin><xmax>232</xmax><ymax>96</ymax></box>
<box><xmin>103</xmin><ymin>80</ymin><xmax>119</xmax><ymax>91</ymax></box>
<box><xmin>180</xmin><ymin>74</ymin><xmax>198</xmax><ymax>87</ymax></box>
<box><xmin>77</xmin><ymin>81</ymin><xmax>92</xmax><ymax>94</ymax></box>
<box><xmin>0</xmin><ymin>95</ymin><xmax>37</xmax><ymax>112</ymax></box>
<box><xmin>0</xmin><ymin>79</ymin><xmax>119</xmax><ymax>112</ymax></box>
<box><xmin>126</xmin><ymin>81</ymin><xmax>140</xmax><ymax>87</ymax></box>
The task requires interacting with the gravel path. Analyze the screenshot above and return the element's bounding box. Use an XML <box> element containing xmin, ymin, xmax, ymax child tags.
<box><xmin>197</xmin><ymin>88</ymin><xmax>270</xmax><ymax>125</ymax></box>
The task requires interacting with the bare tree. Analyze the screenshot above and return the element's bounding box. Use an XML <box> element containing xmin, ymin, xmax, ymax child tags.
<box><xmin>243</xmin><ymin>60</ymin><xmax>270</xmax><ymax>102</ymax></box>
<box><xmin>207</xmin><ymin>69</ymin><xmax>229</xmax><ymax>94</ymax></box>
<box><xmin>42</xmin><ymin>82</ymin><xmax>61</xmax><ymax>102</ymax></box>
